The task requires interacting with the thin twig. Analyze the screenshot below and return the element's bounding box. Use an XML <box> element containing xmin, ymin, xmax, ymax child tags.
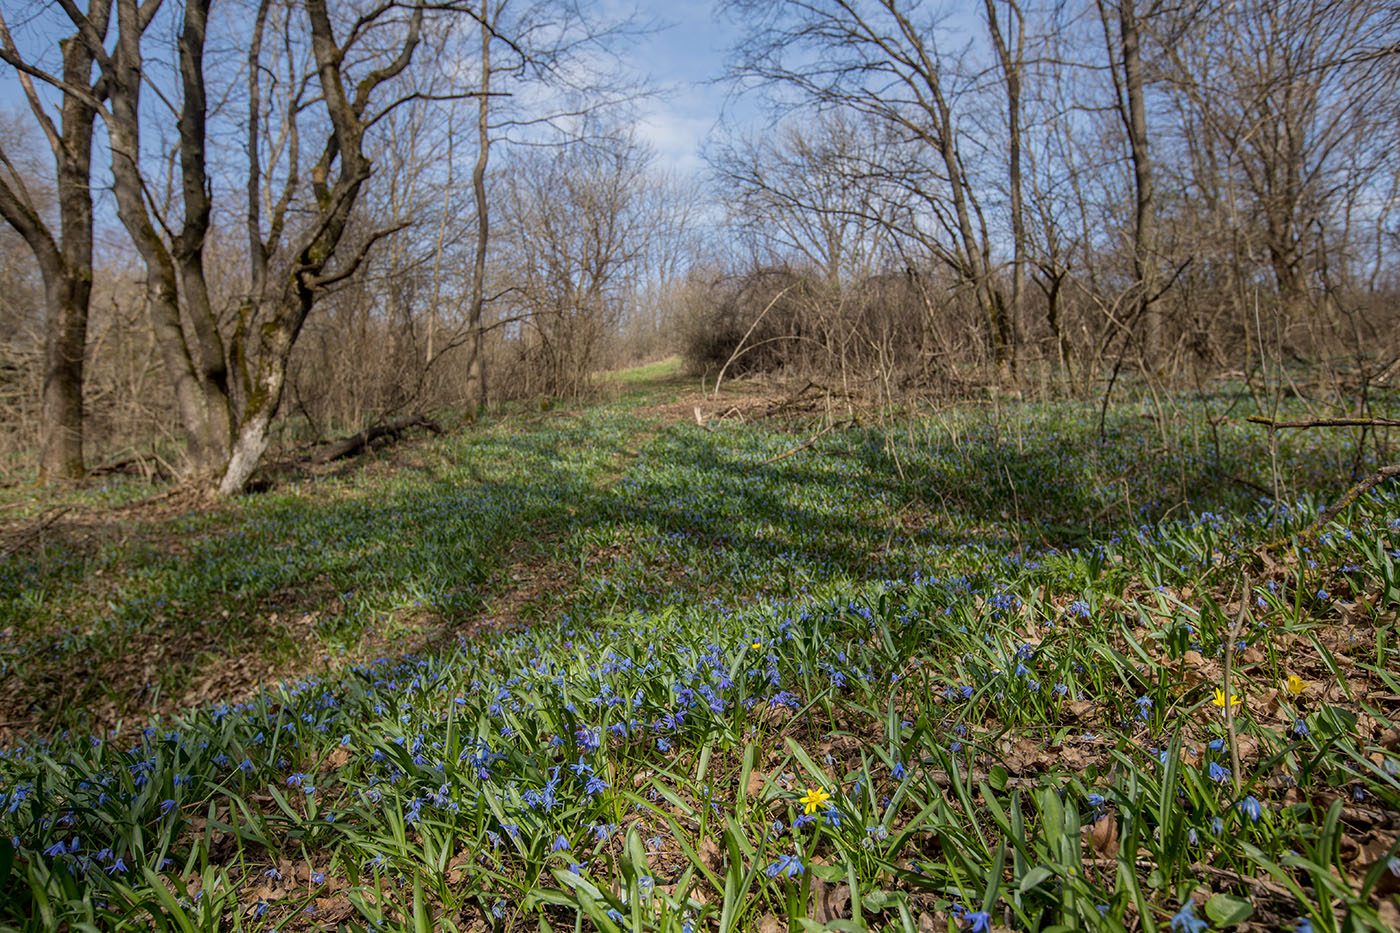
<box><xmin>1223</xmin><ymin>576</ymin><xmax>1248</xmax><ymax>797</ymax></box>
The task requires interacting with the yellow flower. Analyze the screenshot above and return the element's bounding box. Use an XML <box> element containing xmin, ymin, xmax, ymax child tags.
<box><xmin>751</xmin><ymin>641</ymin><xmax>762</xmax><ymax>650</ymax></box>
<box><xmin>1212</xmin><ymin>687</ymin><xmax>1242</xmax><ymax>710</ymax></box>
<box><xmin>798</xmin><ymin>786</ymin><xmax>830</xmax><ymax>815</ymax></box>
<box><xmin>1285</xmin><ymin>675</ymin><xmax>1308</xmax><ymax>696</ymax></box>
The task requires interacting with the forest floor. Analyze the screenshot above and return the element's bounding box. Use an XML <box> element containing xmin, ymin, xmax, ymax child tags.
<box><xmin>0</xmin><ymin>361</ymin><xmax>1397</xmax><ymax>932</ymax></box>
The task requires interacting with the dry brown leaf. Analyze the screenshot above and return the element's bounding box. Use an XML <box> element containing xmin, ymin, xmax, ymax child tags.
<box><xmin>1089</xmin><ymin>813</ymin><xmax>1120</xmax><ymax>858</ymax></box>
<box><xmin>698</xmin><ymin>837</ymin><xmax>722</xmax><ymax>872</ymax></box>
<box><xmin>810</xmin><ymin>873</ymin><xmax>852</xmax><ymax>921</ymax></box>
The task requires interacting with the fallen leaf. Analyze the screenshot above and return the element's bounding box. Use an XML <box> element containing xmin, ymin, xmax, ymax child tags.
<box><xmin>698</xmin><ymin>837</ymin><xmax>722</xmax><ymax>871</ymax></box>
<box><xmin>1089</xmin><ymin>813</ymin><xmax>1120</xmax><ymax>858</ymax></box>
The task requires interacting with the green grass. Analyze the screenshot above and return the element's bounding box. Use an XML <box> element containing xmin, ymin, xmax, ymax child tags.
<box><xmin>0</xmin><ymin>381</ymin><xmax>1396</xmax><ymax>932</ymax></box>
<box><xmin>605</xmin><ymin>357</ymin><xmax>686</xmax><ymax>385</ymax></box>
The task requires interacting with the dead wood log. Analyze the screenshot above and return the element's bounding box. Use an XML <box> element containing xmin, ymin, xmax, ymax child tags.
<box><xmin>310</xmin><ymin>415</ymin><xmax>442</xmax><ymax>465</ymax></box>
<box><xmin>88</xmin><ymin>453</ymin><xmax>173</xmax><ymax>480</ymax></box>
<box><xmin>1248</xmin><ymin>415</ymin><xmax>1400</xmax><ymax>429</ymax></box>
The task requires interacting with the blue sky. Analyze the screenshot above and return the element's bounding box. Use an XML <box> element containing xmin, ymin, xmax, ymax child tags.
<box><xmin>627</xmin><ymin>0</ymin><xmax>746</xmax><ymax>176</ymax></box>
<box><xmin>1</xmin><ymin>0</ymin><xmax>745</xmax><ymax>179</ymax></box>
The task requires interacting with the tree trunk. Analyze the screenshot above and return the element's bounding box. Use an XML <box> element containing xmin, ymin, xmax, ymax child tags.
<box><xmin>1105</xmin><ymin>0</ymin><xmax>1160</xmax><ymax>361</ymax></box>
<box><xmin>38</xmin><ymin>271</ymin><xmax>87</xmax><ymax>481</ymax></box>
<box><xmin>106</xmin><ymin>0</ymin><xmax>222</xmax><ymax>476</ymax></box>
<box><xmin>0</xmin><ymin>3</ymin><xmax>112</xmax><ymax>481</ymax></box>
<box><xmin>175</xmin><ymin>0</ymin><xmax>233</xmax><ymax>468</ymax></box>
<box><xmin>985</xmin><ymin>0</ymin><xmax>1026</xmax><ymax>376</ymax></box>
<box><xmin>219</xmin><ymin>307</ymin><xmax>296</xmax><ymax>495</ymax></box>
<box><xmin>464</xmin><ymin>7</ymin><xmax>495</xmax><ymax>414</ymax></box>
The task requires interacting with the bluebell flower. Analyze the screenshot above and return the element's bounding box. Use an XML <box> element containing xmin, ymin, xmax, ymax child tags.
<box><xmin>1239</xmin><ymin>796</ymin><xmax>1262</xmax><ymax>823</ymax></box>
<box><xmin>764</xmin><ymin>853</ymin><xmax>804</xmax><ymax>878</ymax></box>
<box><xmin>1171</xmin><ymin>902</ymin><xmax>1208</xmax><ymax>933</ymax></box>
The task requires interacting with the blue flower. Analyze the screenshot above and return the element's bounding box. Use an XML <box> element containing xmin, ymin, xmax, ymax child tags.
<box><xmin>552</xmin><ymin>835</ymin><xmax>570</xmax><ymax>852</ymax></box>
<box><xmin>1171</xmin><ymin>901</ymin><xmax>1208</xmax><ymax>933</ymax></box>
<box><xmin>1239</xmin><ymin>796</ymin><xmax>1262</xmax><ymax>823</ymax></box>
<box><xmin>964</xmin><ymin>910</ymin><xmax>991</xmax><ymax>932</ymax></box>
<box><xmin>764</xmin><ymin>853</ymin><xmax>804</xmax><ymax>878</ymax></box>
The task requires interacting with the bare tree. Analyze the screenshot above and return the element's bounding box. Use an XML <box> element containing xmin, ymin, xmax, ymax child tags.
<box><xmin>1097</xmin><ymin>0</ymin><xmax>1162</xmax><ymax>361</ymax></box>
<box><xmin>725</xmin><ymin>0</ymin><xmax>1017</xmax><ymax>373</ymax></box>
<box><xmin>499</xmin><ymin>130</ymin><xmax>651</xmax><ymax>398</ymax></box>
<box><xmin>984</xmin><ymin>0</ymin><xmax>1027</xmax><ymax>359</ymax></box>
<box><xmin>0</xmin><ymin>2</ymin><xmax>114</xmax><ymax>480</ymax></box>
<box><xmin>220</xmin><ymin>0</ymin><xmax>430</xmax><ymax>492</ymax></box>
<box><xmin>712</xmin><ymin>111</ymin><xmax>892</xmax><ymax>288</ymax></box>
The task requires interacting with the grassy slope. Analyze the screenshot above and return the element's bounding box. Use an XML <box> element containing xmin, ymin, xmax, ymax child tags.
<box><xmin>0</xmin><ymin>371</ymin><xmax>1396</xmax><ymax>932</ymax></box>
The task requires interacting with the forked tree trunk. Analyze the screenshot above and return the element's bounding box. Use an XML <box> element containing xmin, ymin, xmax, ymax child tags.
<box><xmin>218</xmin><ymin>0</ymin><xmax>422</xmax><ymax>494</ymax></box>
<box><xmin>219</xmin><ymin>306</ymin><xmax>296</xmax><ymax>495</ymax></box>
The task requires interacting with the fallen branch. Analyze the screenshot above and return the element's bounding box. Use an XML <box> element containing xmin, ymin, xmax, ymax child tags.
<box><xmin>310</xmin><ymin>415</ymin><xmax>442</xmax><ymax>465</ymax></box>
<box><xmin>1247</xmin><ymin>416</ymin><xmax>1400</xmax><ymax>429</ymax></box>
<box><xmin>88</xmin><ymin>453</ymin><xmax>173</xmax><ymax>480</ymax></box>
<box><xmin>758</xmin><ymin>420</ymin><xmax>848</xmax><ymax>466</ymax></box>
<box><xmin>1302</xmin><ymin>463</ymin><xmax>1400</xmax><ymax>538</ymax></box>
<box><xmin>0</xmin><ymin>506</ymin><xmax>71</xmax><ymax>559</ymax></box>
